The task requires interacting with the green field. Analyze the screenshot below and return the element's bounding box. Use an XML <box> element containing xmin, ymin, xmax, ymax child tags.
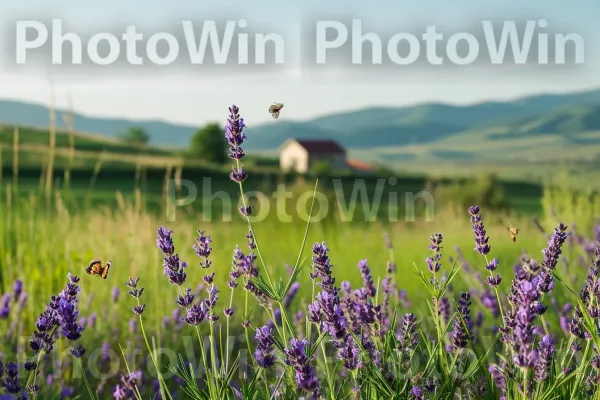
<box><xmin>1</xmin><ymin>123</ymin><xmax>600</xmax><ymax>398</ymax></box>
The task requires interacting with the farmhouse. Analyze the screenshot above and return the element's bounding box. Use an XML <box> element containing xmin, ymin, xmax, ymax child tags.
<box><xmin>279</xmin><ymin>138</ymin><xmax>348</xmax><ymax>173</ymax></box>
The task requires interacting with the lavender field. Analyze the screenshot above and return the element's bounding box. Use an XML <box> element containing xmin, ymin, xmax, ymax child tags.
<box><xmin>1</xmin><ymin>106</ymin><xmax>600</xmax><ymax>399</ymax></box>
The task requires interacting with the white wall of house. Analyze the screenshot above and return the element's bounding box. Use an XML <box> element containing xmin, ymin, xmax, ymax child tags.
<box><xmin>280</xmin><ymin>141</ymin><xmax>309</xmax><ymax>173</ymax></box>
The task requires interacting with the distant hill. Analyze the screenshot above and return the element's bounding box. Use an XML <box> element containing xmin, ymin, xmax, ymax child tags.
<box><xmin>2</xmin><ymin>88</ymin><xmax>600</xmax><ymax>156</ymax></box>
<box><xmin>0</xmin><ymin>99</ymin><xmax>197</xmax><ymax>148</ymax></box>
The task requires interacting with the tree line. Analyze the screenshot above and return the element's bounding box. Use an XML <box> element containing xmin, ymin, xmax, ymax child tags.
<box><xmin>119</xmin><ymin>123</ymin><xmax>227</xmax><ymax>163</ymax></box>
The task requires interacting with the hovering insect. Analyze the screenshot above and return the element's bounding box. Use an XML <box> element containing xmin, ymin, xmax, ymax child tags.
<box><xmin>268</xmin><ymin>102</ymin><xmax>284</xmax><ymax>119</ymax></box>
<box><xmin>507</xmin><ymin>226</ymin><xmax>520</xmax><ymax>242</ymax></box>
<box><xmin>85</xmin><ymin>259</ymin><xmax>112</xmax><ymax>279</ymax></box>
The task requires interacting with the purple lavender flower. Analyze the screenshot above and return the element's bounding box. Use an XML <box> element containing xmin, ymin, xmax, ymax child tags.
<box><xmin>426</xmin><ymin>233</ymin><xmax>443</xmax><ymax>273</ymax></box>
<box><xmin>125</xmin><ymin>277</ymin><xmax>146</xmax><ymax>316</ymax></box>
<box><xmin>309</xmin><ymin>242</ymin><xmax>362</xmax><ymax>370</ymax></box>
<box><xmin>537</xmin><ymin>223</ymin><xmax>568</xmax><ymax>292</ymax></box>
<box><xmin>112</xmin><ymin>371</ymin><xmax>139</xmax><ymax>399</ymax></box>
<box><xmin>512</xmin><ymin>280</ymin><xmax>540</xmax><ymax>368</ymax></box>
<box><xmin>397</xmin><ymin>313</ymin><xmax>419</xmax><ymax>349</ymax></box>
<box><xmin>30</xmin><ymin>298</ymin><xmax>61</xmax><ymax>353</ymax></box>
<box><xmin>535</xmin><ymin>335</ymin><xmax>555</xmax><ymax>382</ymax></box>
<box><xmin>29</xmin><ymin>274</ymin><xmax>82</xmax><ymax>355</ymax></box>
<box><xmin>70</xmin><ymin>343</ymin><xmax>86</xmax><ymax>358</ymax></box>
<box><xmin>156</xmin><ymin>227</ymin><xmax>187</xmax><ymax>286</ymax></box>
<box><xmin>225</xmin><ymin>105</ymin><xmax>247</xmax><ymax>161</ymax></box>
<box><xmin>2</xmin><ymin>362</ymin><xmax>22</xmax><ymax>394</ymax></box>
<box><xmin>12</xmin><ymin>280</ymin><xmax>23</xmax><ymax>302</ymax></box>
<box><xmin>87</xmin><ymin>313</ymin><xmax>97</xmax><ymax>329</ymax></box>
<box><xmin>182</xmin><ymin>304</ymin><xmax>205</xmax><ymax>326</ymax></box>
<box><xmin>111</xmin><ymin>287</ymin><xmax>120</xmax><ymax>303</ymax></box>
<box><xmin>284</xmin><ymin>338</ymin><xmax>319</xmax><ymax>392</ymax></box>
<box><xmin>541</xmin><ymin>223</ymin><xmax>568</xmax><ymax>271</ymax></box>
<box><xmin>254</xmin><ymin>326</ymin><xmax>275</xmax><ymax>368</ymax></box>
<box><xmin>481</xmin><ymin>290</ymin><xmax>500</xmax><ymax>318</ymax></box>
<box><xmin>233</xmin><ymin>245</ymin><xmax>258</xmax><ymax>279</ymax></box>
<box><xmin>410</xmin><ymin>386</ymin><xmax>424</xmax><ymax>400</ymax></box>
<box><xmin>57</xmin><ymin>298</ymin><xmax>83</xmax><ymax>341</ymax></box>
<box><xmin>204</xmin><ymin>284</ymin><xmax>219</xmax><ymax>322</ymax></box>
<box><xmin>132</xmin><ymin>305</ymin><xmax>145</xmax><ymax>316</ymax></box>
<box><xmin>0</xmin><ymin>294</ymin><xmax>10</xmax><ymax>319</ymax></box>
<box><xmin>570</xmin><ymin>246</ymin><xmax>600</xmax><ymax>339</ymax></box>
<box><xmin>489</xmin><ymin>364</ymin><xmax>507</xmax><ymax>397</ymax></box>
<box><xmin>436</xmin><ymin>296</ymin><xmax>451</xmax><ymax>326</ymax></box>
<box><xmin>468</xmin><ymin>206</ymin><xmax>490</xmax><ymax>255</ymax></box>
<box><xmin>194</xmin><ymin>230</ymin><xmax>212</xmax><ymax>269</ymax></box>
<box><xmin>357</xmin><ymin>259</ymin><xmax>376</xmax><ymax>297</ymax></box>
<box><xmin>176</xmin><ymin>288</ymin><xmax>195</xmax><ymax>308</ymax></box>
<box><xmin>451</xmin><ymin>292</ymin><xmax>473</xmax><ymax>349</ymax></box>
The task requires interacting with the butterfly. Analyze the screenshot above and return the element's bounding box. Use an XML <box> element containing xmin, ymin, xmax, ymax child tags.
<box><xmin>85</xmin><ymin>259</ymin><xmax>111</xmax><ymax>279</ymax></box>
<box><xmin>507</xmin><ymin>227</ymin><xmax>519</xmax><ymax>242</ymax></box>
<box><xmin>268</xmin><ymin>102</ymin><xmax>284</xmax><ymax>119</ymax></box>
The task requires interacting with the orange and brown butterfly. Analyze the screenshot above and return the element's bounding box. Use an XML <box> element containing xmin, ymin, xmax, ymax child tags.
<box><xmin>507</xmin><ymin>223</ymin><xmax>519</xmax><ymax>242</ymax></box>
<box><xmin>268</xmin><ymin>102</ymin><xmax>284</xmax><ymax>119</ymax></box>
<box><xmin>85</xmin><ymin>259</ymin><xmax>111</xmax><ymax>279</ymax></box>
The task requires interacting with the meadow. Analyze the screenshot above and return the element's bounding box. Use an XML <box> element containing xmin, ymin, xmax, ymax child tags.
<box><xmin>1</xmin><ymin>108</ymin><xmax>600</xmax><ymax>399</ymax></box>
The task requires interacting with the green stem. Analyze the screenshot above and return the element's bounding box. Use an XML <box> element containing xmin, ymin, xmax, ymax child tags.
<box><xmin>243</xmin><ymin>289</ymin><xmax>254</xmax><ymax>370</ymax></box>
<box><xmin>318</xmin><ymin>328</ymin><xmax>334</xmax><ymax>396</ymax></box>
<box><xmin>23</xmin><ymin>324</ymin><xmax>59</xmax><ymax>397</ymax></box>
<box><xmin>77</xmin><ymin>356</ymin><xmax>98</xmax><ymax>400</ymax></box>
<box><xmin>235</xmin><ymin>158</ymin><xmax>274</xmax><ymax>290</ymax></box>
<box><xmin>138</xmin><ymin>313</ymin><xmax>172</xmax><ymax>400</ymax></box>
<box><xmin>175</xmin><ymin>286</ymin><xmax>213</xmax><ymax>396</ymax></box>
<box><xmin>225</xmin><ymin>287</ymin><xmax>234</xmax><ymax>372</ymax></box>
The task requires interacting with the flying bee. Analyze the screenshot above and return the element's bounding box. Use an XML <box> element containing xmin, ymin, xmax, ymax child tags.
<box><xmin>268</xmin><ymin>102</ymin><xmax>284</xmax><ymax>119</ymax></box>
<box><xmin>85</xmin><ymin>259</ymin><xmax>111</xmax><ymax>279</ymax></box>
<box><xmin>507</xmin><ymin>226</ymin><xmax>519</xmax><ymax>242</ymax></box>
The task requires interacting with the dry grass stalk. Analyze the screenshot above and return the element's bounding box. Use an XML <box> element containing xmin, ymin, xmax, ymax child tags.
<box><xmin>162</xmin><ymin>164</ymin><xmax>173</xmax><ymax>214</ymax></box>
<box><xmin>45</xmin><ymin>84</ymin><xmax>57</xmax><ymax>194</ymax></box>
<box><xmin>12</xmin><ymin>127</ymin><xmax>19</xmax><ymax>187</ymax></box>
<box><xmin>63</xmin><ymin>93</ymin><xmax>76</xmax><ymax>187</ymax></box>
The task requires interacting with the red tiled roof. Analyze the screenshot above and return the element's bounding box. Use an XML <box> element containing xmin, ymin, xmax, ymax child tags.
<box><xmin>294</xmin><ymin>139</ymin><xmax>346</xmax><ymax>154</ymax></box>
<box><xmin>347</xmin><ymin>159</ymin><xmax>376</xmax><ymax>171</ymax></box>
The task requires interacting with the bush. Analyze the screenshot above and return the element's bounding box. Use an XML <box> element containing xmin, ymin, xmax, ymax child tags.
<box><xmin>431</xmin><ymin>173</ymin><xmax>510</xmax><ymax>212</ymax></box>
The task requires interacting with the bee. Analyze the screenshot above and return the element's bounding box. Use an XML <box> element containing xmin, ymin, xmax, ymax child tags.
<box><xmin>85</xmin><ymin>259</ymin><xmax>111</xmax><ymax>279</ymax></box>
<box><xmin>507</xmin><ymin>226</ymin><xmax>519</xmax><ymax>242</ymax></box>
<box><xmin>268</xmin><ymin>102</ymin><xmax>284</xmax><ymax>119</ymax></box>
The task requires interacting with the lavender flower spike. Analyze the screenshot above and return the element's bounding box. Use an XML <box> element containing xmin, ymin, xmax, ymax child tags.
<box><xmin>468</xmin><ymin>206</ymin><xmax>490</xmax><ymax>255</ymax></box>
<box><xmin>284</xmin><ymin>338</ymin><xmax>319</xmax><ymax>392</ymax></box>
<box><xmin>426</xmin><ymin>233</ymin><xmax>443</xmax><ymax>273</ymax></box>
<box><xmin>156</xmin><ymin>227</ymin><xmax>187</xmax><ymax>286</ymax></box>
<box><xmin>225</xmin><ymin>105</ymin><xmax>247</xmax><ymax>160</ymax></box>
<box><xmin>535</xmin><ymin>335</ymin><xmax>556</xmax><ymax>382</ymax></box>
<box><xmin>254</xmin><ymin>326</ymin><xmax>275</xmax><ymax>368</ymax></box>
<box><xmin>357</xmin><ymin>259</ymin><xmax>376</xmax><ymax>297</ymax></box>
<box><xmin>451</xmin><ymin>292</ymin><xmax>473</xmax><ymax>349</ymax></box>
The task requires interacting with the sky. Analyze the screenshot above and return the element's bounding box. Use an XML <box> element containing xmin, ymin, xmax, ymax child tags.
<box><xmin>0</xmin><ymin>0</ymin><xmax>598</xmax><ymax>126</ymax></box>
